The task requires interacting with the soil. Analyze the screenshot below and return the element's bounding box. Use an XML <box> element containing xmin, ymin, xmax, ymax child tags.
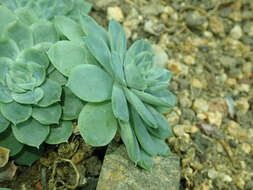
<box><xmin>1</xmin><ymin>0</ymin><xmax>253</xmax><ymax>189</ymax></box>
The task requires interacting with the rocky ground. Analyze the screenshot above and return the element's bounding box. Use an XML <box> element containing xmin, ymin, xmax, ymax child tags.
<box><xmin>1</xmin><ymin>0</ymin><xmax>253</xmax><ymax>189</ymax></box>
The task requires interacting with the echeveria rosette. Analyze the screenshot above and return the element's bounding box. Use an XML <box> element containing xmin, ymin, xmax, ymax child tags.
<box><xmin>49</xmin><ymin>15</ymin><xmax>176</xmax><ymax>169</ymax></box>
<box><xmin>0</xmin><ymin>6</ymin><xmax>79</xmax><ymax>166</ymax></box>
<box><xmin>0</xmin><ymin>0</ymin><xmax>92</xmax><ymax>23</ymax></box>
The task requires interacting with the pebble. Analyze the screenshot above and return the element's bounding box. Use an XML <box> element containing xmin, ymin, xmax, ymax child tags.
<box><xmin>107</xmin><ymin>6</ymin><xmax>124</xmax><ymax>22</ymax></box>
<box><xmin>168</xmin><ymin>60</ymin><xmax>189</xmax><ymax>75</ymax></box>
<box><xmin>206</xmin><ymin>111</ymin><xmax>223</xmax><ymax>127</ymax></box>
<box><xmin>230</xmin><ymin>25</ymin><xmax>243</xmax><ymax>40</ymax></box>
<box><xmin>192</xmin><ymin>99</ymin><xmax>209</xmax><ymax>113</ymax></box>
<box><xmin>226</xmin><ymin>121</ymin><xmax>248</xmax><ymax>140</ymax></box>
<box><xmin>184</xmin><ymin>55</ymin><xmax>195</xmax><ymax>65</ymax></box>
<box><xmin>235</xmin><ymin>97</ymin><xmax>250</xmax><ymax>114</ymax></box>
<box><xmin>209</xmin><ymin>16</ymin><xmax>225</xmax><ymax>36</ymax></box>
<box><xmin>152</xmin><ymin>44</ymin><xmax>168</xmax><ymax>68</ymax></box>
<box><xmin>167</xmin><ymin>107</ymin><xmax>181</xmax><ymax>125</ymax></box>
<box><xmin>241</xmin><ymin>143</ymin><xmax>251</xmax><ymax>154</ymax></box>
<box><xmin>191</xmin><ymin>78</ymin><xmax>203</xmax><ymax>89</ymax></box>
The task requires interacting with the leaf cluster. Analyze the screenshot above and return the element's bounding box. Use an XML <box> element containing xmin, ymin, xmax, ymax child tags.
<box><xmin>0</xmin><ymin>2</ymin><xmax>90</xmax><ymax>166</ymax></box>
<box><xmin>48</xmin><ymin>15</ymin><xmax>176</xmax><ymax>169</ymax></box>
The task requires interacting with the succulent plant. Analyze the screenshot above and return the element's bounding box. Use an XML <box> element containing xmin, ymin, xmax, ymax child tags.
<box><xmin>0</xmin><ymin>0</ymin><xmax>92</xmax><ymax>22</ymax></box>
<box><xmin>49</xmin><ymin>14</ymin><xmax>176</xmax><ymax>169</ymax></box>
<box><xmin>0</xmin><ymin>5</ymin><xmax>86</xmax><ymax>166</ymax></box>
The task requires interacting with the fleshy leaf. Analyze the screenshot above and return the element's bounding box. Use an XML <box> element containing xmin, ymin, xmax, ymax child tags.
<box><xmin>62</xmin><ymin>87</ymin><xmax>84</xmax><ymax>120</ymax></box>
<box><xmin>0</xmin><ymin>6</ymin><xmax>17</xmax><ymax>36</ymax></box>
<box><xmin>31</xmin><ymin>20</ymin><xmax>58</xmax><ymax>44</ymax></box>
<box><xmin>54</xmin><ymin>16</ymin><xmax>84</xmax><ymax>42</ymax></box>
<box><xmin>131</xmin><ymin>107</ymin><xmax>158</xmax><ymax>156</ymax></box>
<box><xmin>132</xmin><ymin>89</ymin><xmax>172</xmax><ymax>107</ymax></box>
<box><xmin>18</xmin><ymin>48</ymin><xmax>49</xmax><ymax>69</ymax></box>
<box><xmin>48</xmin><ymin>69</ymin><xmax>67</xmax><ymax>86</ymax></box>
<box><xmin>0</xmin><ymin>57</ymin><xmax>12</xmax><ymax>85</ymax></box>
<box><xmin>84</xmin><ymin>35</ymin><xmax>113</xmax><ymax>75</ymax></box>
<box><xmin>11</xmin><ymin>88</ymin><xmax>44</xmax><ymax>104</ymax></box>
<box><xmin>111</xmin><ymin>83</ymin><xmax>129</xmax><ymax>122</ymax></box>
<box><xmin>0</xmin><ymin>112</ymin><xmax>10</xmax><ymax>133</ymax></box>
<box><xmin>14</xmin><ymin>145</ymin><xmax>44</xmax><ymax>166</ymax></box>
<box><xmin>109</xmin><ymin>19</ymin><xmax>127</xmax><ymax>62</ymax></box>
<box><xmin>111</xmin><ymin>51</ymin><xmax>126</xmax><ymax>85</ymax></box>
<box><xmin>124</xmin><ymin>88</ymin><xmax>157</xmax><ymax>128</ymax></box>
<box><xmin>118</xmin><ymin>120</ymin><xmax>140</xmax><ymax>164</ymax></box>
<box><xmin>137</xmin><ymin>149</ymin><xmax>153</xmax><ymax>170</ymax></box>
<box><xmin>0</xmin><ymin>38</ymin><xmax>19</xmax><ymax>60</ymax></box>
<box><xmin>14</xmin><ymin>7</ymin><xmax>38</xmax><ymax>25</ymax></box>
<box><xmin>45</xmin><ymin>121</ymin><xmax>73</xmax><ymax>144</ymax></box>
<box><xmin>148</xmin><ymin>89</ymin><xmax>177</xmax><ymax>107</ymax></box>
<box><xmin>5</xmin><ymin>20</ymin><xmax>33</xmax><ymax>50</ymax></box>
<box><xmin>32</xmin><ymin>103</ymin><xmax>62</xmax><ymax>125</ymax></box>
<box><xmin>0</xmin><ymin>127</ymin><xmax>23</xmax><ymax>156</ymax></box>
<box><xmin>80</xmin><ymin>14</ymin><xmax>108</xmax><ymax>44</ymax></box>
<box><xmin>150</xmin><ymin>135</ymin><xmax>171</xmax><ymax>156</ymax></box>
<box><xmin>67</xmin><ymin>0</ymin><xmax>92</xmax><ymax>20</ymax></box>
<box><xmin>124</xmin><ymin>39</ymin><xmax>153</xmax><ymax>65</ymax></box>
<box><xmin>67</xmin><ymin>64</ymin><xmax>113</xmax><ymax>102</ymax></box>
<box><xmin>124</xmin><ymin>62</ymin><xmax>147</xmax><ymax>90</ymax></box>
<box><xmin>48</xmin><ymin>40</ymin><xmax>86</xmax><ymax>77</ymax></box>
<box><xmin>78</xmin><ymin>102</ymin><xmax>117</xmax><ymax>146</ymax></box>
<box><xmin>0</xmin><ymin>102</ymin><xmax>32</xmax><ymax>125</ymax></box>
<box><xmin>0</xmin><ymin>83</ymin><xmax>12</xmax><ymax>103</ymax></box>
<box><xmin>12</xmin><ymin>119</ymin><xmax>49</xmax><ymax>148</ymax></box>
<box><xmin>37</xmin><ymin>79</ymin><xmax>62</xmax><ymax>107</ymax></box>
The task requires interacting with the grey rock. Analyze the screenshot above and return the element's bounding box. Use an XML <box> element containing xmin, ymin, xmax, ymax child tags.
<box><xmin>96</xmin><ymin>141</ymin><xmax>181</xmax><ymax>190</ymax></box>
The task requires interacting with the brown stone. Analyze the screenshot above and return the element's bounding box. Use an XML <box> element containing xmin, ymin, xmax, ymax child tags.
<box><xmin>96</xmin><ymin>141</ymin><xmax>180</xmax><ymax>190</ymax></box>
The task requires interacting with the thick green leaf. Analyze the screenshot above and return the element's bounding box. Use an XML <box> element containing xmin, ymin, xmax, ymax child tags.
<box><xmin>111</xmin><ymin>51</ymin><xmax>126</xmax><ymax>85</ymax></box>
<box><xmin>83</xmin><ymin>44</ymin><xmax>100</xmax><ymax>67</ymax></box>
<box><xmin>131</xmin><ymin>107</ymin><xmax>158</xmax><ymax>156</ymax></box>
<box><xmin>124</xmin><ymin>39</ymin><xmax>153</xmax><ymax>65</ymax></box>
<box><xmin>12</xmin><ymin>119</ymin><xmax>49</xmax><ymax>148</ymax></box>
<box><xmin>124</xmin><ymin>88</ymin><xmax>157</xmax><ymax>128</ymax></box>
<box><xmin>0</xmin><ymin>57</ymin><xmax>12</xmax><ymax>85</ymax></box>
<box><xmin>111</xmin><ymin>83</ymin><xmax>129</xmax><ymax>122</ymax></box>
<box><xmin>15</xmin><ymin>7</ymin><xmax>38</xmax><ymax>25</ymax></box>
<box><xmin>5</xmin><ymin>20</ymin><xmax>33</xmax><ymax>50</ymax></box>
<box><xmin>0</xmin><ymin>83</ymin><xmax>12</xmax><ymax>103</ymax></box>
<box><xmin>1</xmin><ymin>102</ymin><xmax>32</xmax><ymax>125</ymax></box>
<box><xmin>84</xmin><ymin>35</ymin><xmax>113</xmax><ymax>75</ymax></box>
<box><xmin>14</xmin><ymin>145</ymin><xmax>44</xmax><ymax>166</ymax></box>
<box><xmin>11</xmin><ymin>88</ymin><xmax>44</xmax><ymax>104</ymax></box>
<box><xmin>67</xmin><ymin>0</ymin><xmax>92</xmax><ymax>20</ymax></box>
<box><xmin>78</xmin><ymin>102</ymin><xmax>117</xmax><ymax>146</ymax></box>
<box><xmin>80</xmin><ymin>14</ymin><xmax>108</xmax><ymax>44</ymax></box>
<box><xmin>6</xmin><ymin>73</ymin><xmax>26</xmax><ymax>93</ymax></box>
<box><xmin>37</xmin><ymin>79</ymin><xmax>62</xmax><ymax>107</ymax></box>
<box><xmin>0</xmin><ymin>127</ymin><xmax>23</xmax><ymax>156</ymax></box>
<box><xmin>67</xmin><ymin>64</ymin><xmax>113</xmax><ymax>102</ymax></box>
<box><xmin>32</xmin><ymin>103</ymin><xmax>62</xmax><ymax>125</ymax></box>
<box><xmin>31</xmin><ymin>20</ymin><xmax>58</xmax><ymax>44</ymax></box>
<box><xmin>48</xmin><ymin>69</ymin><xmax>67</xmax><ymax>86</ymax></box>
<box><xmin>0</xmin><ymin>112</ymin><xmax>10</xmax><ymax>133</ymax></box>
<box><xmin>118</xmin><ymin>120</ymin><xmax>140</xmax><ymax>164</ymax></box>
<box><xmin>48</xmin><ymin>40</ymin><xmax>86</xmax><ymax>77</ymax></box>
<box><xmin>62</xmin><ymin>87</ymin><xmax>84</xmax><ymax>120</ymax></box>
<box><xmin>137</xmin><ymin>149</ymin><xmax>153</xmax><ymax>170</ymax></box>
<box><xmin>18</xmin><ymin>48</ymin><xmax>49</xmax><ymax>69</ymax></box>
<box><xmin>109</xmin><ymin>19</ymin><xmax>127</xmax><ymax>62</ymax></box>
<box><xmin>9</xmin><ymin>61</ymin><xmax>46</xmax><ymax>90</ymax></box>
<box><xmin>54</xmin><ymin>16</ymin><xmax>84</xmax><ymax>42</ymax></box>
<box><xmin>147</xmin><ymin>89</ymin><xmax>176</xmax><ymax>107</ymax></box>
<box><xmin>150</xmin><ymin>135</ymin><xmax>171</xmax><ymax>156</ymax></box>
<box><xmin>132</xmin><ymin>89</ymin><xmax>172</xmax><ymax>107</ymax></box>
<box><xmin>0</xmin><ymin>38</ymin><xmax>19</xmax><ymax>60</ymax></box>
<box><xmin>45</xmin><ymin>121</ymin><xmax>73</xmax><ymax>144</ymax></box>
<box><xmin>0</xmin><ymin>6</ymin><xmax>17</xmax><ymax>36</ymax></box>
<box><xmin>155</xmin><ymin>105</ymin><xmax>172</xmax><ymax>114</ymax></box>
<box><xmin>124</xmin><ymin>62</ymin><xmax>147</xmax><ymax>90</ymax></box>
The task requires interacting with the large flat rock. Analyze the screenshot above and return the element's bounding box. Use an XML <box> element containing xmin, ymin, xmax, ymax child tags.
<box><xmin>96</xmin><ymin>141</ymin><xmax>181</xmax><ymax>190</ymax></box>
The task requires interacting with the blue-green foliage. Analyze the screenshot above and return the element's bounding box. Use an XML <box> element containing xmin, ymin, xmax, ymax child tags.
<box><xmin>49</xmin><ymin>15</ymin><xmax>176</xmax><ymax>169</ymax></box>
